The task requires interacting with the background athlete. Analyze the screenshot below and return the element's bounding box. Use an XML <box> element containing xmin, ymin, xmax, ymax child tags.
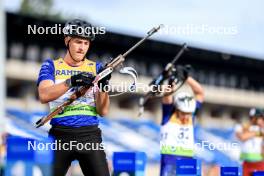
<box><xmin>235</xmin><ymin>108</ymin><xmax>264</xmax><ymax>176</ymax></box>
<box><xmin>160</xmin><ymin>66</ymin><xmax>204</xmax><ymax>176</ymax></box>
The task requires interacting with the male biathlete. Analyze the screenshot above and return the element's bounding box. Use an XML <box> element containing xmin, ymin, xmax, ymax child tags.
<box><xmin>160</xmin><ymin>66</ymin><xmax>204</xmax><ymax>176</ymax></box>
<box><xmin>37</xmin><ymin>19</ymin><xmax>111</xmax><ymax>176</ymax></box>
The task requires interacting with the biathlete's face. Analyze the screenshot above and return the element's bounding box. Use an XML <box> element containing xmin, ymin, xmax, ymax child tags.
<box><xmin>67</xmin><ymin>37</ymin><xmax>90</xmax><ymax>62</ymax></box>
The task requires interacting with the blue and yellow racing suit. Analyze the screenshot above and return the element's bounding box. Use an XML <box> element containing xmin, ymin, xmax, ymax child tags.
<box><xmin>160</xmin><ymin>101</ymin><xmax>202</xmax><ymax>176</ymax></box>
<box><xmin>37</xmin><ymin>58</ymin><xmax>109</xmax><ymax>176</ymax></box>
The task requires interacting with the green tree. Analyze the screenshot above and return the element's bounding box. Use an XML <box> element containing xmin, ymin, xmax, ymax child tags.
<box><xmin>19</xmin><ymin>0</ymin><xmax>64</xmax><ymax>20</ymax></box>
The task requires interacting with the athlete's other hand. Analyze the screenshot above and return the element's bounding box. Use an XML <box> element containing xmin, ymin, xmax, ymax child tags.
<box><xmin>168</xmin><ymin>65</ymin><xmax>191</xmax><ymax>85</ymax></box>
<box><xmin>98</xmin><ymin>72</ymin><xmax>112</xmax><ymax>92</ymax></box>
<box><xmin>175</xmin><ymin>65</ymin><xmax>192</xmax><ymax>81</ymax></box>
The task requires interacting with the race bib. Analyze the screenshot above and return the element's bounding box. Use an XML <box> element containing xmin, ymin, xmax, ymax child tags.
<box><xmin>161</xmin><ymin>121</ymin><xmax>194</xmax><ymax>156</ymax></box>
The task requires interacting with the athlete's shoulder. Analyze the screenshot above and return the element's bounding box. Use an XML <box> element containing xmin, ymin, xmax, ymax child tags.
<box><xmin>40</xmin><ymin>58</ymin><xmax>55</xmax><ymax>70</ymax></box>
<box><xmin>37</xmin><ymin>58</ymin><xmax>55</xmax><ymax>86</ymax></box>
<box><xmin>87</xmin><ymin>58</ymin><xmax>104</xmax><ymax>73</ymax></box>
<box><xmin>84</xmin><ymin>58</ymin><xmax>96</xmax><ymax>64</ymax></box>
<box><xmin>83</xmin><ymin>58</ymin><xmax>97</xmax><ymax>67</ymax></box>
<box><xmin>42</xmin><ymin>58</ymin><xmax>54</xmax><ymax>64</ymax></box>
<box><xmin>52</xmin><ymin>57</ymin><xmax>64</xmax><ymax>64</ymax></box>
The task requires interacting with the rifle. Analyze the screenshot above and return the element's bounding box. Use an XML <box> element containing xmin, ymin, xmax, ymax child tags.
<box><xmin>35</xmin><ymin>24</ymin><xmax>163</xmax><ymax>128</ymax></box>
<box><xmin>138</xmin><ymin>43</ymin><xmax>188</xmax><ymax>117</ymax></box>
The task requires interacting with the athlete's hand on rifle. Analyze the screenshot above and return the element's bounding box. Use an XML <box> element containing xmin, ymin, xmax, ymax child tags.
<box><xmin>70</xmin><ymin>72</ymin><xmax>95</xmax><ymax>87</ymax></box>
<box><xmin>169</xmin><ymin>65</ymin><xmax>192</xmax><ymax>85</ymax></box>
<box><xmin>138</xmin><ymin>44</ymin><xmax>189</xmax><ymax>117</ymax></box>
<box><xmin>177</xmin><ymin>64</ymin><xmax>192</xmax><ymax>80</ymax></box>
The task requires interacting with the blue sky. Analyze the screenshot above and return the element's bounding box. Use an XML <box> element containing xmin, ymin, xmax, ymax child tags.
<box><xmin>4</xmin><ymin>0</ymin><xmax>264</xmax><ymax>60</ymax></box>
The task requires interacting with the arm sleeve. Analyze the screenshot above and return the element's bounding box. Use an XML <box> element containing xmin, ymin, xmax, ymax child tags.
<box><xmin>193</xmin><ymin>101</ymin><xmax>202</xmax><ymax>116</ymax></box>
<box><xmin>37</xmin><ymin>59</ymin><xmax>55</xmax><ymax>86</ymax></box>
<box><xmin>96</xmin><ymin>62</ymin><xmax>104</xmax><ymax>74</ymax></box>
<box><xmin>161</xmin><ymin>104</ymin><xmax>174</xmax><ymax>125</ymax></box>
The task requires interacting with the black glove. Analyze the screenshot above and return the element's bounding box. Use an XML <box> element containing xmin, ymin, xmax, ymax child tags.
<box><xmin>98</xmin><ymin>73</ymin><xmax>112</xmax><ymax>92</ymax></box>
<box><xmin>168</xmin><ymin>75</ymin><xmax>179</xmax><ymax>85</ymax></box>
<box><xmin>176</xmin><ymin>65</ymin><xmax>192</xmax><ymax>81</ymax></box>
<box><xmin>70</xmin><ymin>72</ymin><xmax>95</xmax><ymax>87</ymax></box>
<box><xmin>168</xmin><ymin>65</ymin><xmax>192</xmax><ymax>85</ymax></box>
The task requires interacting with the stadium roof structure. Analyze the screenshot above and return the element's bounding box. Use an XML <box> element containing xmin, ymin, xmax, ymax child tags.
<box><xmin>6</xmin><ymin>12</ymin><xmax>264</xmax><ymax>92</ymax></box>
